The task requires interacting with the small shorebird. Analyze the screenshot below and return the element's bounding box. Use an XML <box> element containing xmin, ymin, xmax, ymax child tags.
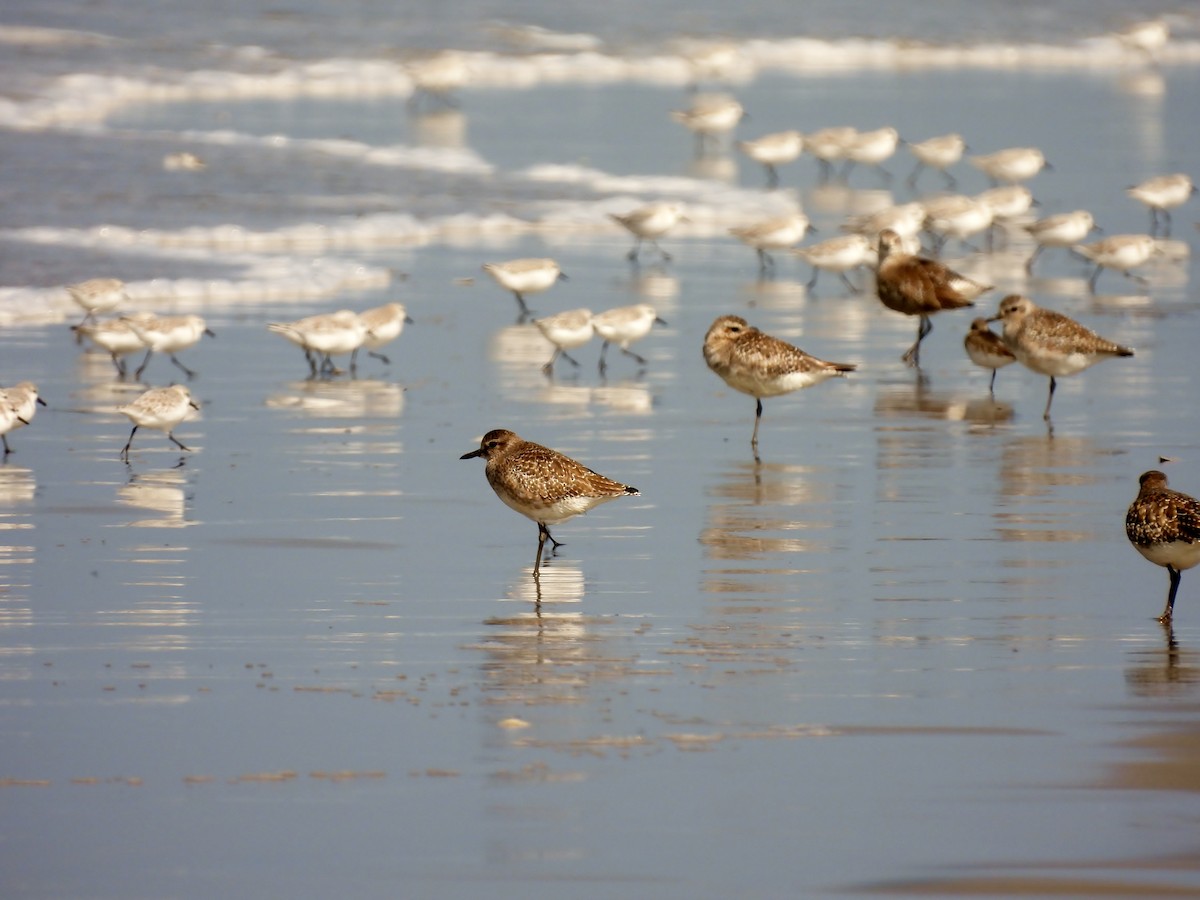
<box><xmin>905</xmin><ymin>133</ymin><xmax>966</xmax><ymax>189</ymax></box>
<box><xmin>840</xmin><ymin>126</ymin><xmax>900</xmax><ymax>183</ymax></box>
<box><xmin>358</xmin><ymin>302</ymin><xmax>412</xmax><ymax>364</ymax></box>
<box><xmin>0</xmin><ymin>382</ymin><xmax>45</xmax><ymax>455</ymax></box>
<box><xmin>988</xmin><ymin>293</ymin><xmax>1133</xmax><ymax>420</ymax></box>
<box><xmin>671</xmin><ymin>93</ymin><xmax>744</xmax><ymax>154</ymax></box>
<box><xmin>118</xmin><ymin>384</ymin><xmax>200</xmax><ymax>461</ymax></box>
<box><xmin>533</xmin><ymin>308</ymin><xmax>594</xmax><ymax>376</ymax></box>
<box><xmin>268</xmin><ymin>310</ymin><xmax>367</xmax><ymax>377</ymax></box>
<box><xmin>737</xmin><ymin>130</ymin><xmax>804</xmax><ymax>188</ymax></box>
<box><xmin>1126</xmin><ymin>469</ymin><xmax>1200</xmax><ymax>624</ymax></box>
<box><xmin>963</xmin><ymin>318</ymin><xmax>1015</xmax><ymax>393</ymax></box>
<box><xmin>76</xmin><ymin>318</ymin><xmax>146</xmax><ymax>377</ymax></box>
<box><xmin>1023</xmin><ymin>210</ymin><xmax>1097</xmax><ymax>274</ymax></box>
<box><xmin>804</xmin><ymin>126</ymin><xmax>857</xmax><ymax>181</ymax></box>
<box><xmin>609</xmin><ymin>203</ymin><xmax>686</xmax><ymax>262</ymax></box>
<box><xmin>67</xmin><ymin>278</ymin><xmax>126</xmax><ymax>330</ymax></box>
<box><xmin>730</xmin><ymin>212</ymin><xmax>812</xmax><ymax>273</ymax></box>
<box><xmin>844</xmin><ymin>202</ymin><xmax>927</xmax><ymax>245</ymax></box>
<box><xmin>121</xmin><ymin>313</ymin><xmax>215</xmax><ymax>381</ymax></box>
<box><xmin>792</xmin><ymin>233</ymin><xmax>875</xmax><ymax>293</ymax></box>
<box><xmin>1126</xmin><ymin>174</ymin><xmax>1195</xmax><ymax>237</ymax></box>
<box><xmin>969</xmin><ymin>147</ymin><xmax>1049</xmax><ymax>185</ymax></box>
<box><xmin>1072</xmin><ymin>234</ymin><xmax>1158</xmax><ymax>293</ymax></box>
<box><xmin>923</xmin><ymin>194</ymin><xmax>994</xmax><ymax>255</ymax></box>
<box><xmin>703</xmin><ymin>314</ymin><xmax>856</xmax><ymax>456</ymax></box>
<box><xmin>874</xmin><ymin>229</ymin><xmax>992</xmax><ymax>367</ymax></box>
<box><xmin>483</xmin><ymin>258</ymin><xmax>566</xmax><ymax>319</ymax></box>
<box><xmin>591</xmin><ymin>304</ymin><xmax>666</xmax><ymax>374</ymax></box>
<box><xmin>460</xmin><ymin>429</ymin><xmax>640</xmax><ymax>575</ymax></box>
<box><xmin>976</xmin><ymin>185</ymin><xmax>1036</xmax><ymax>251</ymax></box>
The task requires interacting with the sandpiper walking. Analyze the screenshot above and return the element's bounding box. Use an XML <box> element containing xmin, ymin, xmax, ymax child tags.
<box><xmin>591</xmin><ymin>304</ymin><xmax>666</xmax><ymax>374</ymax></box>
<box><xmin>1126</xmin><ymin>470</ymin><xmax>1200</xmax><ymax>624</ymax></box>
<box><xmin>483</xmin><ymin>258</ymin><xmax>566</xmax><ymax>320</ymax></box>
<box><xmin>118</xmin><ymin>384</ymin><xmax>200</xmax><ymax>461</ymax></box>
<box><xmin>461</xmin><ymin>429</ymin><xmax>640</xmax><ymax>575</ymax></box>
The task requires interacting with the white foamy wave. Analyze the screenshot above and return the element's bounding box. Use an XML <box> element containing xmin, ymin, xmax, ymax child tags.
<box><xmin>0</xmin><ymin>24</ymin><xmax>115</xmax><ymax>47</ymax></box>
<box><xmin>6</xmin><ymin>29</ymin><xmax>1198</xmax><ymax>130</ymax></box>
<box><xmin>0</xmin><ymin>257</ymin><xmax>392</xmax><ymax>325</ymax></box>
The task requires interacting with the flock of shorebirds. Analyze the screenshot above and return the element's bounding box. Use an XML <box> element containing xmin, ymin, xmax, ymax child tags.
<box><xmin>6</xmin><ymin>24</ymin><xmax>1198</xmax><ymax>622</ymax></box>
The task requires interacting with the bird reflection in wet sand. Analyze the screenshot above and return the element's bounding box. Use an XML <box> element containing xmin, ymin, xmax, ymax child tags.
<box><xmin>874</xmin><ymin>228</ymin><xmax>991</xmax><ymax>367</ymax></box>
<box><xmin>1124</xmin><ymin>626</ymin><xmax>1200</xmax><ymax>699</ymax></box>
<box><xmin>1126</xmin><ymin>470</ymin><xmax>1200</xmax><ymax>625</ymax></box>
<box><xmin>703</xmin><ymin>315</ymin><xmax>856</xmax><ymax>460</ymax></box>
<box><xmin>988</xmin><ymin>293</ymin><xmax>1133</xmax><ymax>421</ymax></box>
<box><xmin>460</xmin><ymin>429</ymin><xmax>640</xmax><ymax>575</ymax></box>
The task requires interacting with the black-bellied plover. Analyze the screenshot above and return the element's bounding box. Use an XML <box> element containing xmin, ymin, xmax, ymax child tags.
<box><xmin>460</xmin><ymin>429</ymin><xmax>640</xmax><ymax>575</ymax></box>
<box><xmin>703</xmin><ymin>314</ymin><xmax>856</xmax><ymax>456</ymax></box>
<box><xmin>1126</xmin><ymin>469</ymin><xmax>1200</xmax><ymax>624</ymax></box>
<box><xmin>988</xmin><ymin>293</ymin><xmax>1133</xmax><ymax>420</ymax></box>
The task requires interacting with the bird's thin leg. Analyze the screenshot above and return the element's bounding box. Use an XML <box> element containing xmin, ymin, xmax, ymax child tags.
<box><xmin>989</xmin><ymin>368</ymin><xmax>997</xmax><ymax>395</ymax></box>
<box><xmin>169</xmin><ymin>354</ymin><xmax>197</xmax><ymax>380</ymax></box>
<box><xmin>598</xmin><ymin>342</ymin><xmax>610</xmax><ymax>375</ymax></box>
<box><xmin>1025</xmin><ymin>244</ymin><xmax>1044</xmax><ymax>275</ymax></box>
<box><xmin>1088</xmin><ymin>265</ymin><xmax>1103</xmax><ymax>293</ymax></box>
<box><xmin>838</xmin><ymin>271</ymin><xmax>859</xmax><ymax>293</ymax></box>
<box><xmin>1042</xmin><ymin>376</ymin><xmax>1057</xmax><ymax>420</ymax></box>
<box><xmin>941</xmin><ymin>169</ymin><xmax>957</xmax><ymax>189</ymax></box>
<box><xmin>120</xmin><ymin>426</ymin><xmax>138</xmax><ymax>461</ymax></box>
<box><xmin>905</xmin><ymin>160</ymin><xmax>924</xmax><ymax>188</ymax></box>
<box><xmin>805</xmin><ymin>267</ymin><xmax>820</xmax><ymax>291</ymax></box>
<box><xmin>534</xmin><ymin>526</ymin><xmax>547</xmax><ymax>574</ymax></box>
<box><xmin>750</xmin><ymin>398</ymin><xmax>764</xmax><ymax>450</ymax></box>
<box><xmin>541</xmin><ymin>348</ymin><xmax>560</xmax><ymax>377</ymax></box>
<box><xmin>368</xmin><ymin>350</ymin><xmax>391</xmax><ymax>364</ymax></box>
<box><xmin>2</xmin><ymin>436</ymin><xmax>10</xmax><ymax>456</ymax></box>
<box><xmin>620</xmin><ymin>346</ymin><xmax>648</xmax><ymax>366</ymax></box>
<box><xmin>559</xmin><ymin>350</ymin><xmax>581</xmax><ymax>368</ymax></box>
<box><xmin>1160</xmin><ymin>565</ymin><xmax>1181</xmax><ymax>624</ymax></box>
<box><xmin>167</xmin><ymin>431</ymin><xmax>192</xmax><ymax>452</ymax></box>
<box><xmin>112</xmin><ymin>354</ymin><xmax>126</xmax><ymax>378</ymax></box>
<box><xmin>134</xmin><ymin>350</ymin><xmax>153</xmax><ymax>380</ymax></box>
<box><xmin>765</xmin><ymin>164</ymin><xmax>779</xmax><ymax>190</ymax></box>
<box><xmin>650</xmin><ymin>239</ymin><xmax>671</xmax><ymax>261</ymax></box>
<box><xmin>627</xmin><ymin>238</ymin><xmax>642</xmax><ymax>262</ymax></box>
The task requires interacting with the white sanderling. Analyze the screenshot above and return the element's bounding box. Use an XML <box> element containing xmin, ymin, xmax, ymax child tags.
<box><xmin>609</xmin><ymin>203</ymin><xmax>687</xmax><ymax>262</ymax></box>
<box><xmin>67</xmin><ymin>277</ymin><xmax>126</xmax><ymax>330</ymax></box>
<box><xmin>737</xmin><ymin>130</ymin><xmax>804</xmax><ymax>189</ymax></box>
<box><xmin>407</xmin><ymin>50</ymin><xmax>468</xmax><ymax>109</ymax></box>
<box><xmin>267</xmin><ymin>310</ymin><xmax>368</xmax><ymax>377</ymax></box>
<box><xmin>905</xmin><ymin>133</ymin><xmax>966</xmax><ymax>189</ymax></box>
<box><xmin>591</xmin><ymin>304</ymin><xmax>666</xmax><ymax>374</ymax></box>
<box><xmin>1118</xmin><ymin>19</ymin><xmax>1170</xmax><ymax>59</ymax></box>
<box><xmin>358</xmin><ymin>302</ymin><xmax>412</xmax><ymax>365</ymax></box>
<box><xmin>804</xmin><ymin>126</ymin><xmax>858</xmax><ymax>181</ymax></box>
<box><xmin>671</xmin><ymin>93</ymin><xmax>745</xmax><ymax>154</ymax></box>
<box><xmin>840</xmin><ymin>126</ymin><xmax>900</xmax><ymax>183</ymax></box>
<box><xmin>483</xmin><ymin>258</ymin><xmax>567</xmax><ymax>320</ymax></box>
<box><xmin>1072</xmin><ymin>234</ymin><xmax>1158</xmax><ymax>293</ymax></box>
<box><xmin>791</xmin><ymin>233</ymin><xmax>876</xmax><ymax>293</ymax></box>
<box><xmin>922</xmin><ymin>194</ymin><xmax>994</xmax><ymax>255</ymax></box>
<box><xmin>75</xmin><ymin>318</ymin><xmax>147</xmax><ymax>378</ymax></box>
<box><xmin>533</xmin><ymin>308</ymin><xmax>595</xmax><ymax>376</ymax></box>
<box><xmin>0</xmin><ymin>382</ymin><xmax>45</xmax><ymax>455</ymax></box>
<box><xmin>1126</xmin><ymin>173</ymin><xmax>1195</xmax><ymax>237</ymax></box>
<box><xmin>988</xmin><ymin>293</ymin><xmax>1133</xmax><ymax>420</ymax></box>
<box><xmin>1022</xmin><ymin>210</ymin><xmax>1097</xmax><ymax>274</ymax></box>
<box><xmin>118</xmin><ymin>384</ymin><xmax>200</xmax><ymax>462</ymax></box>
<box><xmin>729</xmin><ymin>212</ymin><xmax>812</xmax><ymax>273</ymax></box>
<box><xmin>460</xmin><ymin>428</ymin><xmax>640</xmax><ymax>575</ymax></box>
<box><xmin>121</xmin><ymin>313</ymin><xmax>215</xmax><ymax>381</ymax></box>
<box><xmin>969</xmin><ymin>147</ymin><xmax>1049</xmax><ymax>185</ymax></box>
<box><xmin>703</xmin><ymin>314</ymin><xmax>856</xmax><ymax>456</ymax></box>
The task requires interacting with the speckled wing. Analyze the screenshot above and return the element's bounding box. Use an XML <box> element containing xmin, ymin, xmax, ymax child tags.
<box><xmin>1127</xmin><ymin>488</ymin><xmax>1200</xmax><ymax>547</ymax></box>
<box><xmin>490</xmin><ymin>443</ymin><xmax>632</xmax><ymax>507</ymax></box>
<box><xmin>1020</xmin><ymin>309</ymin><xmax>1130</xmax><ymax>357</ymax></box>
<box><xmin>731</xmin><ymin>330</ymin><xmax>853</xmax><ymax>380</ymax></box>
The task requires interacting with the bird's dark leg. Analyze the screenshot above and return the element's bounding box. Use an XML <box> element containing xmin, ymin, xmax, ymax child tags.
<box><xmin>805</xmin><ymin>267</ymin><xmax>820</xmax><ymax>291</ymax></box>
<box><xmin>1025</xmin><ymin>244</ymin><xmax>1044</xmax><ymax>275</ymax></box>
<box><xmin>1088</xmin><ymin>265</ymin><xmax>1103</xmax><ymax>293</ymax></box>
<box><xmin>514</xmin><ymin>292</ymin><xmax>533</xmax><ymax>321</ymax></box>
<box><xmin>167</xmin><ymin>431</ymin><xmax>192</xmax><ymax>452</ymax></box>
<box><xmin>169</xmin><ymin>354</ymin><xmax>197</xmax><ymax>380</ymax></box>
<box><xmin>941</xmin><ymin>169</ymin><xmax>957</xmax><ymax>189</ymax></box>
<box><xmin>838</xmin><ymin>271</ymin><xmax>861</xmax><ymax>293</ymax></box>
<box><xmin>560</xmin><ymin>350</ymin><xmax>581</xmax><ymax>368</ymax></box>
<box><xmin>134</xmin><ymin>350</ymin><xmax>153</xmax><ymax>380</ymax></box>
<box><xmin>1160</xmin><ymin>565</ymin><xmax>1181</xmax><ymax>624</ymax></box>
<box><xmin>627</xmin><ymin>238</ymin><xmax>643</xmax><ymax>262</ymax></box>
<box><xmin>988</xmin><ymin>368</ymin><xmax>997</xmax><ymax>394</ymax></box>
<box><xmin>598</xmin><ymin>341</ymin><xmax>610</xmax><ymax>375</ymax></box>
<box><xmin>112</xmin><ymin>354</ymin><xmax>126</xmax><ymax>378</ymax></box>
<box><xmin>765</xmin><ymin>164</ymin><xmax>779</xmax><ymax>190</ymax></box>
<box><xmin>1042</xmin><ymin>376</ymin><xmax>1057</xmax><ymax>420</ymax></box>
<box><xmin>620</xmin><ymin>346</ymin><xmax>648</xmax><ymax>366</ymax></box>
<box><xmin>750</xmin><ymin>397</ymin><xmax>764</xmax><ymax>451</ymax></box>
<box><xmin>368</xmin><ymin>350</ymin><xmax>391</xmax><ymax>364</ymax></box>
<box><xmin>2</xmin><ymin>436</ymin><xmax>10</xmax><ymax>456</ymax></box>
<box><xmin>650</xmin><ymin>239</ymin><xmax>671</xmax><ymax>261</ymax></box>
<box><xmin>541</xmin><ymin>349</ymin><xmax>560</xmax><ymax>377</ymax></box>
<box><xmin>905</xmin><ymin>160</ymin><xmax>925</xmax><ymax>188</ymax></box>
<box><xmin>120</xmin><ymin>426</ymin><xmax>138</xmax><ymax>461</ymax></box>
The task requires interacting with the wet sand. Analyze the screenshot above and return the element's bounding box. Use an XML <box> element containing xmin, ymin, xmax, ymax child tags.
<box><xmin>2</xmin><ymin>55</ymin><xmax>1200</xmax><ymax>900</ymax></box>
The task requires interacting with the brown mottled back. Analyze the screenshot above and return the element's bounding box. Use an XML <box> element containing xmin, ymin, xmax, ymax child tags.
<box><xmin>875</xmin><ymin>229</ymin><xmax>992</xmax><ymax>317</ymax></box>
<box><xmin>1127</xmin><ymin>470</ymin><xmax>1200</xmax><ymax>549</ymax></box>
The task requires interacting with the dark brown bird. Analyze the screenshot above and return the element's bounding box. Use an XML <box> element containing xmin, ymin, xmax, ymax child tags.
<box><xmin>1126</xmin><ymin>470</ymin><xmax>1200</xmax><ymax>624</ymax></box>
<box><xmin>874</xmin><ymin>228</ymin><xmax>992</xmax><ymax>367</ymax></box>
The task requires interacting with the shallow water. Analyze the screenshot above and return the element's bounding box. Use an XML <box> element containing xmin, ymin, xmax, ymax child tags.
<box><xmin>2</xmin><ymin>5</ymin><xmax>1200</xmax><ymax>898</ymax></box>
